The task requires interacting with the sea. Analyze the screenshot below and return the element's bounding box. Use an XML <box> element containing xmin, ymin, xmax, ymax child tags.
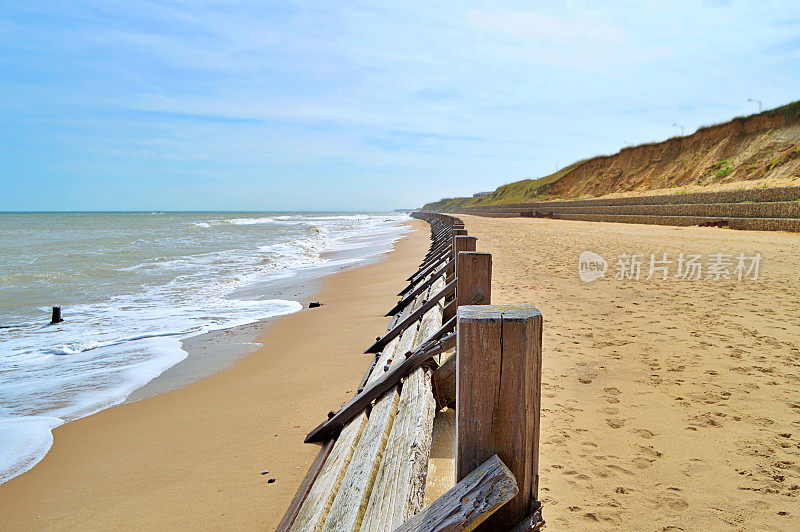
<box><xmin>0</xmin><ymin>211</ymin><xmax>411</xmax><ymax>485</ymax></box>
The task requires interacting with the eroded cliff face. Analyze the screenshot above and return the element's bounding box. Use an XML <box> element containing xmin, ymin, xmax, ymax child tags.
<box><xmin>421</xmin><ymin>103</ymin><xmax>800</xmax><ymax>211</ymax></box>
<box><xmin>542</xmin><ymin>109</ymin><xmax>800</xmax><ymax>198</ymax></box>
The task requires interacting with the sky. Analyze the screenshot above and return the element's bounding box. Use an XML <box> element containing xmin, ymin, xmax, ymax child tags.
<box><xmin>0</xmin><ymin>1</ymin><xmax>798</xmax><ymax>211</ymax></box>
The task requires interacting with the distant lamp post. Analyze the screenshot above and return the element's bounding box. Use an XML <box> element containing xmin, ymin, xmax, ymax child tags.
<box><xmin>672</xmin><ymin>123</ymin><xmax>685</xmax><ymax>136</ymax></box>
<box><xmin>747</xmin><ymin>98</ymin><xmax>763</xmax><ymax>113</ymax></box>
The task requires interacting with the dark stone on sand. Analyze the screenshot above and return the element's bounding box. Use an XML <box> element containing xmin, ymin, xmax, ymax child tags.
<box><xmin>308</xmin><ymin>301</ymin><xmax>321</xmax><ymax>308</ymax></box>
<box><xmin>261</xmin><ymin>471</ymin><xmax>269</xmax><ymax>475</ymax></box>
<box><xmin>268</xmin><ymin>478</ymin><xmax>276</xmax><ymax>483</ymax></box>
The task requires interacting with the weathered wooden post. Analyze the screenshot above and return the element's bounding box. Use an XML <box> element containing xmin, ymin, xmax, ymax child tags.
<box><xmin>445</xmin><ymin>234</ymin><xmax>476</xmax><ymax>284</ymax></box>
<box><xmin>50</xmin><ymin>307</ymin><xmax>63</xmax><ymax>324</ymax></box>
<box><xmin>456</xmin><ymin>304</ymin><xmax>542</xmax><ymax>530</ymax></box>
<box><xmin>443</xmin><ymin>250</ymin><xmax>489</xmax><ymax>323</ymax></box>
<box><xmin>453</xmin><ymin>235</ymin><xmax>477</xmax><ymax>261</ymax></box>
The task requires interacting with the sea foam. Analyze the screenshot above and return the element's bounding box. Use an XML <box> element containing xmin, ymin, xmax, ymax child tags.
<box><xmin>0</xmin><ymin>211</ymin><xmax>410</xmax><ymax>484</ymax></box>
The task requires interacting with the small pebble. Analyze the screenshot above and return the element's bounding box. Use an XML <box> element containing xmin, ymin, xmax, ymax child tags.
<box><xmin>261</xmin><ymin>471</ymin><xmax>269</xmax><ymax>475</ymax></box>
<box><xmin>268</xmin><ymin>478</ymin><xmax>276</xmax><ymax>484</ymax></box>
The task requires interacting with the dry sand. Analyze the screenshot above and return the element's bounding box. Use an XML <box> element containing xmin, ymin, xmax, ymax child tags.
<box><xmin>0</xmin><ymin>219</ymin><xmax>430</xmax><ymax>530</ymax></box>
<box><xmin>438</xmin><ymin>215</ymin><xmax>800</xmax><ymax>530</ymax></box>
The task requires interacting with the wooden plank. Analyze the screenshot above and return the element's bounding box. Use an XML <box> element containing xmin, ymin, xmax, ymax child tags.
<box><xmin>276</xmin><ymin>438</ymin><xmax>336</xmax><ymax>532</ymax></box>
<box><xmin>406</xmin><ymin>245</ymin><xmax>447</xmax><ymax>282</ymax></box>
<box><xmin>317</xmin><ymin>282</ymin><xmax>435</xmax><ymax>530</ymax></box>
<box><xmin>456</xmin><ymin>305</ymin><xmax>542</xmax><ymax>530</ymax></box>
<box><xmin>386</xmin><ymin>258</ymin><xmax>453</xmax><ymax>316</ymax></box>
<box><xmin>359</xmin><ymin>367</ymin><xmax>436</xmax><ymax>531</ymax></box>
<box><xmin>321</xmin><ymin>389</ymin><xmax>401</xmax><ymax>531</ymax></box>
<box><xmin>305</xmin><ymin>336</ymin><xmax>450</xmax><ymax>443</ymax></box>
<box><xmin>289</xmin><ymin>413</ymin><xmax>369</xmax><ymax>532</ymax></box>
<box><xmin>357</xmin><ymin>283</ymin><xmax>445</xmax><ymax>530</ymax></box>
<box><xmin>286</xmin><ymin>225</ymin><xmax>439</xmax><ymax>530</ymax></box>
<box><xmin>366</xmin><ymin>280</ymin><xmax>454</xmax><ymax>353</ymax></box>
<box><xmin>404</xmin><ymin>249</ymin><xmax>449</xmax><ymax>287</ymax></box>
<box><xmin>322</xmin><ymin>283</ymin><xmax>444</xmax><ymax>531</ymax></box>
<box><xmin>288</xmin><ymin>216</ymin><xmax>452</xmax><ymax>531</ymax></box>
<box><xmin>393</xmin><ymin>454</ymin><xmax>518</xmax><ymax>532</ymax></box>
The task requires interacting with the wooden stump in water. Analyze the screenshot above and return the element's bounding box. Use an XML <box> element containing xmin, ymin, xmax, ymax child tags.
<box><xmin>50</xmin><ymin>307</ymin><xmax>63</xmax><ymax>324</ymax></box>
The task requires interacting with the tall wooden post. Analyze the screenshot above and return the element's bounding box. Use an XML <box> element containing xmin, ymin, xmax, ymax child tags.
<box><xmin>446</xmin><ymin>235</ymin><xmax>476</xmax><ymax>283</ymax></box>
<box><xmin>451</xmin><ymin>228</ymin><xmax>467</xmax><ymax>247</ymax></box>
<box><xmin>444</xmin><ymin>251</ymin><xmax>490</xmax><ymax>322</ymax></box>
<box><xmin>456</xmin><ymin>305</ymin><xmax>542</xmax><ymax>530</ymax></box>
<box><xmin>452</xmin><ymin>233</ymin><xmax>474</xmax><ymax>256</ymax></box>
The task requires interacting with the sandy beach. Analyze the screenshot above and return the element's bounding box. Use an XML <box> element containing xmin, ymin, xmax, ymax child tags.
<box><xmin>4</xmin><ymin>214</ymin><xmax>799</xmax><ymax>531</ymax></box>
<box><xmin>435</xmin><ymin>215</ymin><xmax>800</xmax><ymax>530</ymax></box>
<box><xmin>0</xmin><ymin>219</ymin><xmax>430</xmax><ymax>530</ymax></box>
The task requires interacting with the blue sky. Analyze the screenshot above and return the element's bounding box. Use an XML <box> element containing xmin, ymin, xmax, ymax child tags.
<box><xmin>0</xmin><ymin>1</ymin><xmax>798</xmax><ymax>211</ymax></box>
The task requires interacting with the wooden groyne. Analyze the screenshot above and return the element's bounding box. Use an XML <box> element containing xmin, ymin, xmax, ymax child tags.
<box><xmin>438</xmin><ymin>186</ymin><xmax>800</xmax><ymax>232</ymax></box>
<box><xmin>279</xmin><ymin>214</ymin><xmax>544</xmax><ymax>531</ymax></box>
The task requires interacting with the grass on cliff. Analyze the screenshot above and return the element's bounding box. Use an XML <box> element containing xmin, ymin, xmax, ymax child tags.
<box><xmin>421</xmin><ymin>99</ymin><xmax>800</xmax><ymax>211</ymax></box>
<box><xmin>421</xmin><ymin>160</ymin><xmax>586</xmax><ymax>211</ymax></box>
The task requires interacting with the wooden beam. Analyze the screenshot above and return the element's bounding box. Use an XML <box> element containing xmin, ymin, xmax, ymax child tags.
<box><xmin>386</xmin><ymin>258</ymin><xmax>453</xmax><ymax>316</ymax></box>
<box><xmin>403</xmin><ymin>250</ymin><xmax>449</xmax><ymax>289</ymax></box>
<box><xmin>451</xmin><ymin>228</ymin><xmax>467</xmax><ymax>243</ymax></box>
<box><xmin>393</xmin><ymin>454</ymin><xmax>518</xmax><ymax>532</ymax></box>
<box><xmin>359</xmin><ymin>367</ymin><xmax>435</xmax><ymax>530</ymax></box>
<box><xmin>410</xmin><ymin>239</ymin><xmax>449</xmax><ymax>278</ymax></box>
<box><xmin>305</xmin><ymin>334</ymin><xmax>452</xmax><ymax>443</ymax></box>
<box><xmin>276</xmin><ymin>438</ymin><xmax>335</xmax><ymax>532</ymax></box>
<box><xmin>322</xmin><ymin>390</ymin><xmax>401</xmax><ymax>531</ymax></box>
<box><xmin>366</xmin><ymin>279</ymin><xmax>455</xmax><ymax>353</ymax></box>
<box><xmin>288</xmin><ymin>413</ymin><xmax>369</xmax><ymax>531</ymax></box>
<box><xmin>456</xmin><ymin>305</ymin><xmax>542</xmax><ymax>530</ymax></box>
<box><xmin>322</xmin><ymin>284</ymin><xmax>446</xmax><ymax>531</ymax></box>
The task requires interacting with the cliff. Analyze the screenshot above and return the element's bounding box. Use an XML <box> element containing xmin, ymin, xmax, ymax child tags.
<box><xmin>422</xmin><ymin>101</ymin><xmax>800</xmax><ymax>210</ymax></box>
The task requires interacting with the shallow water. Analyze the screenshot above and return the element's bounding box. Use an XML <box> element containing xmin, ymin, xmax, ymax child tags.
<box><xmin>0</xmin><ymin>211</ymin><xmax>410</xmax><ymax>484</ymax></box>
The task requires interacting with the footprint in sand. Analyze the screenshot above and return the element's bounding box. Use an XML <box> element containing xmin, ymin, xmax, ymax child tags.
<box><xmin>631</xmin><ymin>428</ymin><xmax>656</xmax><ymax>439</ymax></box>
<box><xmin>649</xmin><ymin>490</ymin><xmax>690</xmax><ymax>511</ymax></box>
<box><xmin>605</xmin><ymin>417</ymin><xmax>626</xmax><ymax>429</ymax></box>
<box><xmin>638</xmin><ymin>444</ymin><xmax>663</xmax><ymax>458</ymax></box>
<box><xmin>607</xmin><ymin>463</ymin><xmax>636</xmax><ymax>476</ymax></box>
<box><xmin>633</xmin><ymin>456</ymin><xmax>655</xmax><ymax>469</ymax></box>
<box><xmin>735</xmin><ymin>440</ymin><xmax>775</xmax><ymax>458</ymax></box>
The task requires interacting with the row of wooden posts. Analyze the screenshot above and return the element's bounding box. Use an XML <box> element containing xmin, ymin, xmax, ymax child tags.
<box><xmin>278</xmin><ymin>213</ymin><xmax>543</xmax><ymax>531</ymax></box>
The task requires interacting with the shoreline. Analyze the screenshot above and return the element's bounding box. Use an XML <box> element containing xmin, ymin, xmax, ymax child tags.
<box><xmin>131</xmin><ymin>219</ymin><xmax>415</xmax><ymax>403</ymax></box>
<box><xmin>0</xmin><ymin>219</ymin><xmax>430</xmax><ymax>529</ymax></box>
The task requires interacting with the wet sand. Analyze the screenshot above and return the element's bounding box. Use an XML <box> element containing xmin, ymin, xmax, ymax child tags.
<box><xmin>0</xmin><ymin>219</ymin><xmax>430</xmax><ymax>530</ymax></box>
<box><xmin>429</xmin><ymin>215</ymin><xmax>800</xmax><ymax>530</ymax></box>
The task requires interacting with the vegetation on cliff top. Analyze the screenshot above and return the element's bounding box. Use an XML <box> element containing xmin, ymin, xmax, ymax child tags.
<box><xmin>422</xmin><ymin>100</ymin><xmax>800</xmax><ymax>211</ymax></box>
<box><xmin>421</xmin><ymin>160</ymin><xmax>587</xmax><ymax>211</ymax></box>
